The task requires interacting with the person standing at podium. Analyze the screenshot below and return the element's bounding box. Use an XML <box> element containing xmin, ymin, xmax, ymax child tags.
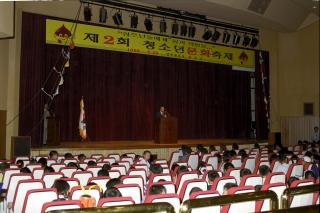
<box><xmin>156</xmin><ymin>106</ymin><xmax>168</xmax><ymax>119</ymax></box>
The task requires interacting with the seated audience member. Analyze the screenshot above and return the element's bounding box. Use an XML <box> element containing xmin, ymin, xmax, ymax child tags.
<box><xmin>171</xmin><ymin>163</ymin><xmax>179</xmax><ymax>172</ymax></box>
<box><xmin>258</xmin><ymin>165</ymin><xmax>271</xmax><ymax>182</ymax></box>
<box><xmin>49</xmin><ymin>150</ymin><xmax>58</xmax><ymax>160</ymax></box>
<box><xmin>149</xmin><ymin>164</ymin><xmax>163</xmax><ymax>176</ymax></box>
<box><xmin>78</xmin><ymin>154</ymin><xmax>86</xmax><ymax>163</ymax></box>
<box><xmin>189</xmin><ymin>187</ymin><xmax>203</xmax><ymax>196</ymax></box>
<box><xmin>304</xmin><ymin>170</ymin><xmax>316</xmax><ymax>180</ymax></box>
<box><xmin>209</xmin><ymin>145</ymin><xmax>217</xmax><ymax>154</ymax></box>
<box><xmin>16</xmin><ymin>160</ymin><xmax>24</xmax><ymax>169</ymax></box>
<box><xmin>52</xmin><ymin>179</ymin><xmax>70</xmax><ymax>199</ymax></box>
<box><xmin>255</xmin><ymin>185</ymin><xmax>263</xmax><ymax>192</ymax></box>
<box><xmin>106</xmin><ymin>178</ymin><xmax>122</xmax><ymax>190</ymax></box>
<box><xmin>20</xmin><ymin>167</ymin><xmax>31</xmax><ymax>173</ymax></box>
<box><xmin>87</xmin><ymin>160</ymin><xmax>97</xmax><ymax>167</ymax></box>
<box><xmin>198</xmin><ymin>161</ymin><xmax>207</xmax><ymax>175</ymax></box>
<box><xmin>223</xmin><ymin>162</ymin><xmax>234</xmax><ymax>173</ymax></box>
<box><xmin>139</xmin><ymin>150</ymin><xmax>151</xmax><ymax>168</ymax></box>
<box><xmin>273</xmin><ymin>153</ymin><xmax>289</xmax><ymax>173</ymax></box>
<box><xmin>0</xmin><ymin>162</ymin><xmax>9</xmax><ymax>188</ymax></box>
<box><xmin>173</xmin><ymin>166</ymin><xmax>189</xmax><ymax>183</ymax></box>
<box><xmin>223</xmin><ymin>183</ymin><xmax>237</xmax><ymax>195</ymax></box>
<box><xmin>67</xmin><ymin>162</ymin><xmax>78</xmax><ymax>168</ymax></box>
<box><xmin>148</xmin><ymin>185</ymin><xmax>166</xmax><ymax>195</ymax></box>
<box><xmin>232</xmin><ymin>143</ymin><xmax>239</xmax><ymax>151</ymax></box>
<box><xmin>214</xmin><ymin>153</ymin><xmax>222</xmax><ymax>164</ymax></box>
<box><xmin>220</xmin><ymin>144</ymin><xmax>227</xmax><ymax>152</ymax></box>
<box><xmin>179</xmin><ymin>145</ymin><xmax>192</xmax><ymax>161</ymax></box>
<box><xmin>238</xmin><ymin>149</ymin><xmax>248</xmax><ymax>162</ymax></box>
<box><xmin>287</xmin><ymin>177</ymin><xmax>299</xmax><ymax>187</ymax></box>
<box><xmin>207</xmin><ymin>171</ymin><xmax>220</xmax><ymax>189</ymax></box>
<box><xmin>103</xmin><ymin>187</ymin><xmax>122</xmax><ymax>198</ymax></box>
<box><xmin>44</xmin><ymin>166</ymin><xmax>55</xmax><ymax>173</ymax></box>
<box><xmin>269</xmin><ymin>153</ymin><xmax>278</xmax><ymax>164</ymax></box>
<box><xmin>64</xmin><ymin>153</ymin><xmax>73</xmax><ymax>159</ymax></box>
<box><xmin>97</xmin><ymin>169</ymin><xmax>109</xmax><ymax>177</ymax></box>
<box><xmin>121</xmin><ymin>154</ymin><xmax>128</xmax><ymax>158</ymax></box>
<box><xmin>102</xmin><ymin>163</ymin><xmax>111</xmax><ymax>171</ymax></box>
<box><xmin>240</xmin><ymin>168</ymin><xmax>251</xmax><ymax>178</ymax></box>
<box><xmin>196</xmin><ymin>144</ymin><xmax>204</xmax><ymax>153</ymax></box>
<box><xmin>38</xmin><ymin>157</ymin><xmax>48</xmax><ymax>168</ymax></box>
<box><xmin>198</xmin><ymin>147</ymin><xmax>209</xmax><ymax>157</ymax></box>
<box><xmin>254</xmin><ymin>143</ymin><xmax>260</xmax><ymax>149</ymax></box>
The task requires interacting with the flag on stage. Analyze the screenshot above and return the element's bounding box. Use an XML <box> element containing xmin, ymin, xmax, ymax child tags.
<box><xmin>79</xmin><ymin>97</ymin><xmax>87</xmax><ymax>140</ymax></box>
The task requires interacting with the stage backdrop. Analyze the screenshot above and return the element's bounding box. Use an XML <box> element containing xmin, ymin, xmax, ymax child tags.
<box><xmin>19</xmin><ymin>13</ymin><xmax>269</xmax><ymax>147</ymax></box>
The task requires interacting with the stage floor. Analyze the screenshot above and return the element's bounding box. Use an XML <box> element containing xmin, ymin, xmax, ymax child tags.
<box><xmin>33</xmin><ymin>138</ymin><xmax>264</xmax><ymax>151</ymax></box>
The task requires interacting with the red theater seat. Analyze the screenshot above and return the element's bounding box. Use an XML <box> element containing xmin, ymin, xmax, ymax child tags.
<box><xmin>41</xmin><ymin>200</ymin><xmax>83</xmax><ymax>213</ymax></box>
<box><xmin>97</xmin><ymin>197</ymin><xmax>135</xmax><ymax>207</ymax></box>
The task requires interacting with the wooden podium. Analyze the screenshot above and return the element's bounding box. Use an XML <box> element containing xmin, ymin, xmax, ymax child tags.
<box><xmin>155</xmin><ymin>116</ymin><xmax>178</xmax><ymax>144</ymax></box>
<box><xmin>47</xmin><ymin>116</ymin><xmax>60</xmax><ymax>146</ymax></box>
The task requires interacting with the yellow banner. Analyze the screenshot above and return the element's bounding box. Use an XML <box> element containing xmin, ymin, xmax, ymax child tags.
<box><xmin>46</xmin><ymin>19</ymin><xmax>255</xmax><ymax>68</ymax></box>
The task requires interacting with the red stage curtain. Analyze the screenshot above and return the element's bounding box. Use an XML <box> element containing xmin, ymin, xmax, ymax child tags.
<box><xmin>19</xmin><ymin>13</ymin><xmax>268</xmax><ymax>147</ymax></box>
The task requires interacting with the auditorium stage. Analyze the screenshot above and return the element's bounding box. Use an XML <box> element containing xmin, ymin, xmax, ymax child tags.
<box><xmin>31</xmin><ymin>138</ymin><xmax>267</xmax><ymax>159</ymax></box>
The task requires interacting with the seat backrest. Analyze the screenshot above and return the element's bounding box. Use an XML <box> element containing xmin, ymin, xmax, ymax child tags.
<box><xmin>179</xmin><ymin>179</ymin><xmax>208</xmax><ymax>202</ymax></box>
<box><xmin>121</xmin><ymin>175</ymin><xmax>144</xmax><ymax>195</ymax></box>
<box><xmin>51</xmin><ymin>163</ymin><xmax>66</xmax><ymax>172</ymax></box>
<box><xmin>290</xmin><ymin>179</ymin><xmax>315</xmax><ymax>187</ymax></box>
<box><xmin>41</xmin><ymin>200</ymin><xmax>83</xmax><ymax>213</ymax></box>
<box><xmin>2</xmin><ymin>168</ymin><xmax>20</xmax><ymax>189</ymax></box>
<box><xmin>168</xmin><ymin>151</ymin><xmax>180</xmax><ymax>170</ymax></box>
<box><xmin>101</xmin><ymin>157</ymin><xmax>116</xmax><ymax>165</ymax></box>
<box><xmin>240</xmin><ymin>174</ymin><xmax>263</xmax><ymax>187</ymax></box>
<box><xmin>225</xmin><ymin>168</ymin><xmax>241</xmax><ymax>185</ymax></box>
<box><xmin>83</xmin><ymin>158</ymin><xmax>97</xmax><ymax>163</ymax></box>
<box><xmin>264</xmin><ymin>172</ymin><xmax>286</xmax><ymax>184</ymax></box>
<box><xmin>211</xmin><ymin>176</ymin><xmax>236</xmax><ymax>195</ymax></box>
<box><xmin>271</xmin><ymin>161</ymin><xmax>281</xmax><ymax>172</ymax></box>
<box><xmin>69</xmin><ymin>185</ymin><xmax>101</xmax><ymax>206</ymax></box>
<box><xmin>63</xmin><ymin>159</ymin><xmax>78</xmax><ymax>165</ymax></box>
<box><xmin>144</xmin><ymin>194</ymin><xmax>180</xmax><ymax>213</ymax></box>
<box><xmin>110</xmin><ymin>165</ymin><xmax>126</xmax><ymax>175</ymax></box>
<box><xmin>58</xmin><ymin>178</ymin><xmax>80</xmax><ymax>189</ymax></box>
<box><xmin>243</xmin><ymin>158</ymin><xmax>255</xmax><ymax>173</ymax></box>
<box><xmin>154</xmin><ymin>159</ymin><xmax>168</xmax><ymax>164</ymax></box>
<box><xmin>114</xmin><ymin>183</ymin><xmax>142</xmax><ymax>204</ymax></box>
<box><xmin>60</xmin><ymin>167</ymin><xmax>78</xmax><ymax>178</ymax></box>
<box><xmin>286</xmin><ymin>164</ymin><xmax>303</xmax><ymax>179</ymax></box>
<box><xmin>121</xmin><ymin>157</ymin><xmax>134</xmax><ymax>165</ymax></box>
<box><xmin>124</xmin><ymin>153</ymin><xmax>136</xmax><ymax>160</ymax></box>
<box><xmin>128</xmin><ymin>169</ymin><xmax>147</xmax><ymax>184</ymax></box>
<box><xmin>176</xmin><ymin>171</ymin><xmax>198</xmax><ymax>194</ymax></box>
<box><xmin>206</xmin><ymin>156</ymin><xmax>218</xmax><ymax>170</ymax></box>
<box><xmin>91</xmin><ymin>154</ymin><xmax>103</xmax><ymax>160</ymax></box>
<box><xmin>42</xmin><ymin>172</ymin><xmax>64</xmax><ymax>188</ymax></box>
<box><xmin>87</xmin><ymin>176</ymin><xmax>109</xmax><ymax>192</ymax></box>
<box><xmin>230</xmin><ymin>158</ymin><xmax>242</xmax><ymax>168</ymax></box>
<box><xmin>187</xmin><ymin>154</ymin><xmax>199</xmax><ymax>170</ymax></box>
<box><xmin>108</xmin><ymin>170</ymin><xmax>121</xmax><ymax>179</ymax></box>
<box><xmin>6</xmin><ymin>173</ymin><xmax>32</xmax><ymax>203</ymax></box>
<box><xmin>148</xmin><ymin>181</ymin><xmax>176</xmax><ymax>194</ymax></box>
<box><xmin>258</xmin><ymin>183</ymin><xmax>286</xmax><ymax>211</ymax></box>
<box><xmin>97</xmin><ymin>197</ymin><xmax>135</xmax><ymax>207</ymax></box>
<box><xmin>22</xmin><ymin>188</ymin><xmax>58</xmax><ymax>213</ymax></box>
<box><xmin>72</xmin><ymin>171</ymin><xmax>93</xmax><ymax>186</ymax></box>
<box><xmin>108</xmin><ymin>154</ymin><xmax>120</xmax><ymax>162</ymax></box>
<box><xmin>26</xmin><ymin>164</ymin><xmax>42</xmax><ymax>172</ymax></box>
<box><xmin>12</xmin><ymin>179</ymin><xmax>45</xmax><ymax>213</ymax></box>
<box><xmin>33</xmin><ymin>168</ymin><xmax>45</xmax><ymax>179</ymax></box>
<box><xmin>189</xmin><ymin>190</ymin><xmax>220</xmax><ymax>199</ymax></box>
<box><xmin>118</xmin><ymin>161</ymin><xmax>131</xmax><ymax>172</ymax></box>
<box><xmin>222</xmin><ymin>186</ymin><xmax>255</xmax><ymax>213</ymax></box>
<box><xmin>133</xmin><ymin>164</ymin><xmax>148</xmax><ymax>173</ymax></box>
<box><xmin>86</xmin><ymin>166</ymin><xmax>102</xmax><ymax>177</ymax></box>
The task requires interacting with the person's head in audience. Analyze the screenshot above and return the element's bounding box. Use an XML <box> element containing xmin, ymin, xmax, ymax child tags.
<box><xmin>305</xmin><ymin>170</ymin><xmax>315</xmax><ymax>180</ymax></box>
<box><xmin>290</xmin><ymin>154</ymin><xmax>298</xmax><ymax>164</ymax></box>
<box><xmin>207</xmin><ymin>171</ymin><xmax>220</xmax><ymax>186</ymax></box>
<box><xmin>102</xmin><ymin>163</ymin><xmax>111</xmax><ymax>171</ymax></box>
<box><xmin>196</xmin><ymin>144</ymin><xmax>204</xmax><ymax>152</ymax></box>
<box><xmin>222</xmin><ymin>151</ymin><xmax>232</xmax><ymax>163</ymax></box>
<box><xmin>97</xmin><ymin>169</ymin><xmax>109</xmax><ymax>177</ymax></box>
<box><xmin>274</xmin><ymin>144</ymin><xmax>283</xmax><ymax>152</ymax></box>
<box><xmin>20</xmin><ymin>167</ymin><xmax>31</xmax><ymax>173</ymax></box>
<box><xmin>223</xmin><ymin>162</ymin><xmax>234</xmax><ymax>173</ymax></box>
<box><xmin>229</xmin><ymin>150</ymin><xmax>237</xmax><ymax>158</ymax></box>
<box><xmin>209</xmin><ymin>145</ymin><xmax>216</xmax><ymax>153</ymax></box>
<box><xmin>103</xmin><ymin>187</ymin><xmax>122</xmax><ymax>198</ymax></box>
<box><xmin>278</xmin><ymin>153</ymin><xmax>287</xmax><ymax>164</ymax></box>
<box><xmin>16</xmin><ymin>160</ymin><xmax>24</xmax><ymax>168</ymax></box>
<box><xmin>270</xmin><ymin>154</ymin><xmax>278</xmax><ymax>163</ymax></box>
<box><xmin>38</xmin><ymin>157</ymin><xmax>47</xmax><ymax>168</ymax></box>
<box><xmin>254</xmin><ymin>143</ymin><xmax>260</xmax><ymax>149</ymax></box>
<box><xmin>176</xmin><ymin>166</ymin><xmax>189</xmax><ymax>177</ymax></box>
<box><xmin>240</xmin><ymin>168</ymin><xmax>251</xmax><ymax>177</ymax></box>
<box><xmin>149</xmin><ymin>164</ymin><xmax>163</xmax><ymax>175</ymax></box>
<box><xmin>259</xmin><ymin>165</ymin><xmax>270</xmax><ymax>177</ymax></box>
<box><xmin>148</xmin><ymin>185</ymin><xmax>166</xmax><ymax>195</ymax></box>
<box><xmin>87</xmin><ymin>160</ymin><xmax>97</xmax><ymax>167</ymax></box>
<box><xmin>198</xmin><ymin>161</ymin><xmax>207</xmax><ymax>174</ymax></box>
<box><xmin>143</xmin><ymin>150</ymin><xmax>151</xmax><ymax>161</ymax></box>
<box><xmin>214</xmin><ymin>153</ymin><xmax>222</xmax><ymax>164</ymax></box>
<box><xmin>52</xmin><ymin>179</ymin><xmax>70</xmax><ymax>199</ymax></box>
<box><xmin>49</xmin><ymin>150</ymin><xmax>58</xmax><ymax>160</ymax></box>
<box><xmin>287</xmin><ymin>176</ymin><xmax>299</xmax><ymax>187</ymax></box>
<box><xmin>67</xmin><ymin>162</ymin><xmax>78</xmax><ymax>168</ymax></box>
<box><xmin>160</xmin><ymin>106</ymin><xmax>165</xmax><ymax>113</ymax></box>
<box><xmin>255</xmin><ymin>185</ymin><xmax>263</xmax><ymax>192</ymax></box>
<box><xmin>78</xmin><ymin>154</ymin><xmax>86</xmax><ymax>162</ymax></box>
<box><xmin>199</xmin><ymin>147</ymin><xmax>208</xmax><ymax>156</ymax></box>
<box><xmin>121</xmin><ymin>154</ymin><xmax>128</xmax><ymax>158</ymax></box>
<box><xmin>220</xmin><ymin>144</ymin><xmax>227</xmax><ymax>152</ymax></box>
<box><xmin>232</xmin><ymin>143</ymin><xmax>239</xmax><ymax>151</ymax></box>
<box><xmin>223</xmin><ymin>183</ymin><xmax>237</xmax><ymax>195</ymax></box>
<box><xmin>44</xmin><ymin>166</ymin><xmax>55</xmax><ymax>173</ymax></box>
<box><xmin>171</xmin><ymin>163</ymin><xmax>179</xmax><ymax>172</ymax></box>
<box><xmin>189</xmin><ymin>187</ymin><xmax>203</xmax><ymax>196</ymax></box>
<box><xmin>106</xmin><ymin>178</ymin><xmax>122</xmax><ymax>189</ymax></box>
<box><xmin>64</xmin><ymin>153</ymin><xmax>73</xmax><ymax>159</ymax></box>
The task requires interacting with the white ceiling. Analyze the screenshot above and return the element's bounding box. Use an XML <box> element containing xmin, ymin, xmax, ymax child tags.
<box><xmin>129</xmin><ymin>0</ymin><xmax>320</xmax><ymax>32</ymax></box>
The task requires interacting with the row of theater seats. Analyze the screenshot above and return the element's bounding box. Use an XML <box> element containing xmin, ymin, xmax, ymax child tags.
<box><xmin>0</xmin><ymin>145</ymin><xmax>319</xmax><ymax>213</ymax></box>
